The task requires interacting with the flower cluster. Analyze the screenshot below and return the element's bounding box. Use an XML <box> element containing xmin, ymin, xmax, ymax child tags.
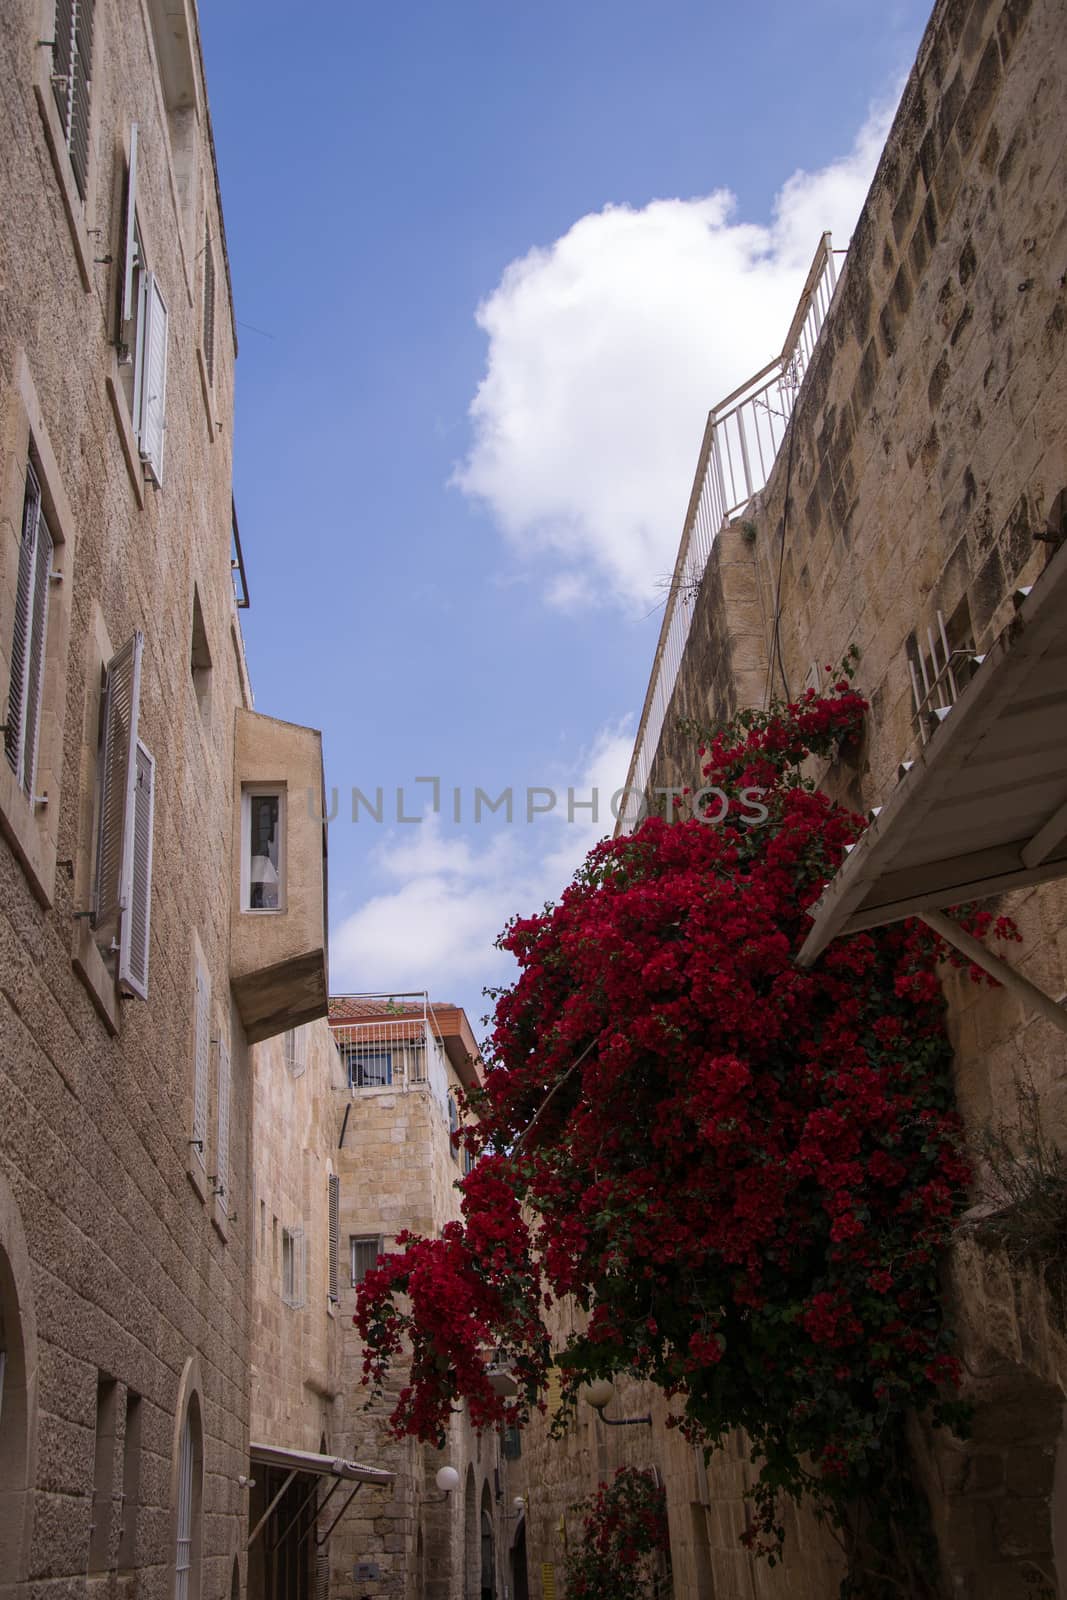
<box><xmin>563</xmin><ymin>1468</ymin><xmax>669</xmax><ymax>1600</ymax></box>
<box><xmin>355</xmin><ymin>681</ymin><xmax>1000</xmax><ymax>1585</ymax></box>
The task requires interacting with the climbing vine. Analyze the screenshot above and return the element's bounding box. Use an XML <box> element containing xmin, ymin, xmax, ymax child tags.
<box><xmin>563</xmin><ymin>1467</ymin><xmax>670</xmax><ymax>1600</ymax></box>
<box><xmin>356</xmin><ymin>676</ymin><xmax>1013</xmax><ymax>1595</ymax></box>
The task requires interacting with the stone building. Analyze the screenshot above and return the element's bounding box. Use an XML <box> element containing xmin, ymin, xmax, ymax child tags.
<box><xmin>522</xmin><ymin>0</ymin><xmax>1067</xmax><ymax>1594</ymax></box>
<box><xmin>327</xmin><ymin>995</ymin><xmax>519</xmax><ymax>1600</ymax></box>
<box><xmin>0</xmin><ymin>2</ymin><xmax>328</xmax><ymax>1597</ymax></box>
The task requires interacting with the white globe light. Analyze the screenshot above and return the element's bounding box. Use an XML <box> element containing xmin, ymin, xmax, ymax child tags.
<box><xmin>580</xmin><ymin>1378</ymin><xmax>615</xmax><ymax>1411</ymax></box>
<box><xmin>513</xmin><ymin>1495</ymin><xmax>525</xmax><ymax>1511</ymax></box>
<box><xmin>435</xmin><ymin>1466</ymin><xmax>460</xmax><ymax>1493</ymax></box>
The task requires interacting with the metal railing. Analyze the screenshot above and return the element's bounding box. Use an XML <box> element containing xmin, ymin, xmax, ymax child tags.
<box><xmin>616</xmin><ymin>233</ymin><xmax>842</xmax><ymax>834</ymax></box>
<box><xmin>329</xmin><ymin>993</ymin><xmax>448</xmax><ymax>1094</ymax></box>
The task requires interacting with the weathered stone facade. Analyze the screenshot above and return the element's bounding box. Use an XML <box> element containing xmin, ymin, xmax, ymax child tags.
<box><xmin>523</xmin><ymin>0</ymin><xmax>1067</xmax><ymax>1594</ymax></box>
<box><xmin>327</xmin><ymin>999</ymin><xmax>520</xmax><ymax>1600</ymax></box>
<box><xmin>0</xmin><ymin>4</ymin><xmax>327</xmax><ymax>1598</ymax></box>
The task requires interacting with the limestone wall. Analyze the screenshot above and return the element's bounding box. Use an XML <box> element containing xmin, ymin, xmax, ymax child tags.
<box><xmin>0</xmin><ymin>0</ymin><xmax>254</xmax><ymax>1596</ymax></box>
<box><xmin>622</xmin><ymin>0</ymin><xmax>1067</xmax><ymax>1592</ymax></box>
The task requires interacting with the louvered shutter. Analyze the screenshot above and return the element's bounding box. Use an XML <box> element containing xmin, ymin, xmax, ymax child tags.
<box><xmin>138</xmin><ymin>275</ymin><xmax>168</xmax><ymax>485</ymax></box>
<box><xmin>117</xmin><ymin>739</ymin><xmax>154</xmax><ymax>998</ymax></box>
<box><xmin>51</xmin><ymin>0</ymin><xmax>74</xmax><ymax>136</ymax></box>
<box><xmin>5</xmin><ymin>466</ymin><xmax>53</xmax><ymax>796</ymax></box>
<box><xmin>327</xmin><ymin>1176</ymin><xmax>339</xmax><ymax>1303</ymax></box>
<box><xmin>192</xmin><ymin>961</ymin><xmax>210</xmax><ymax>1168</ymax></box>
<box><xmin>120</xmin><ymin>124</ymin><xmax>139</xmax><ymax>326</ymax></box>
<box><xmin>215</xmin><ymin>1034</ymin><xmax>231</xmax><ymax>1211</ymax></box>
<box><xmin>94</xmin><ymin>633</ymin><xmax>143</xmax><ymax>929</ymax></box>
<box><xmin>69</xmin><ymin>0</ymin><xmax>95</xmax><ymax>200</ymax></box>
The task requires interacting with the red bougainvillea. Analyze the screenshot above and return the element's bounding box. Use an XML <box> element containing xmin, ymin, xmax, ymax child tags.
<box><xmin>563</xmin><ymin>1467</ymin><xmax>669</xmax><ymax>1600</ymax></box>
<box><xmin>355</xmin><ymin>679</ymin><xmax>1010</xmax><ymax>1589</ymax></box>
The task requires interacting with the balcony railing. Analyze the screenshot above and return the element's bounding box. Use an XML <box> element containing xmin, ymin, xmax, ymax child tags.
<box><xmin>330</xmin><ymin>994</ymin><xmax>449</xmax><ymax>1094</ymax></box>
<box><xmin>616</xmin><ymin>233</ymin><xmax>842</xmax><ymax>834</ymax></box>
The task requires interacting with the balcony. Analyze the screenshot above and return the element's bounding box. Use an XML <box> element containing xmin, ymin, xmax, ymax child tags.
<box><xmin>617</xmin><ymin>233</ymin><xmax>842</xmax><ymax>833</ymax></box>
<box><xmin>329</xmin><ymin>993</ymin><xmax>482</xmax><ymax>1113</ymax></box>
<box><xmin>230</xmin><ymin>708</ymin><xmax>328</xmax><ymax>1042</ymax></box>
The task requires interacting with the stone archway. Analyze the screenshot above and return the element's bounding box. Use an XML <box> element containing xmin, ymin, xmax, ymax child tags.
<box><xmin>510</xmin><ymin>1517</ymin><xmax>529</xmax><ymax>1600</ymax></box>
<box><xmin>479</xmin><ymin>1480</ymin><xmax>495</xmax><ymax>1600</ymax></box>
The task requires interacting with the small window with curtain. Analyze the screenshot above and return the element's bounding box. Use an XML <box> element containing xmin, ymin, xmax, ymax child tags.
<box><xmin>241</xmin><ymin>786</ymin><xmax>285</xmax><ymax>911</ymax></box>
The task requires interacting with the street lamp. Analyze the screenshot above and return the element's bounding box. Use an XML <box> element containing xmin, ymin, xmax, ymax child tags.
<box><xmin>579</xmin><ymin>1378</ymin><xmax>652</xmax><ymax>1428</ymax></box>
<box><xmin>435</xmin><ymin>1466</ymin><xmax>460</xmax><ymax>1494</ymax></box>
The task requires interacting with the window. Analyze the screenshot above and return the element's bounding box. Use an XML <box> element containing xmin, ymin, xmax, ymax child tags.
<box><xmin>202</xmin><ymin>226</ymin><xmax>216</xmax><ymax>387</ymax></box>
<box><xmin>117</xmin><ymin>1389</ymin><xmax>141</xmax><ymax>1570</ymax></box>
<box><xmin>448</xmin><ymin>1095</ymin><xmax>460</xmax><ymax>1164</ymax></box>
<box><xmin>190</xmin><ymin>586</ymin><xmax>212</xmax><ymax>723</ymax></box>
<box><xmin>327</xmin><ymin>1175</ymin><xmax>339</xmax><ymax>1305</ymax></box>
<box><xmin>281</xmin><ymin>1227</ymin><xmax>306</xmax><ymax>1309</ymax></box>
<box><xmin>350</xmin><ymin>1235</ymin><xmax>382</xmax><ymax>1288</ymax></box>
<box><xmin>241</xmin><ymin>787</ymin><xmax>285</xmax><ymax>911</ymax></box>
<box><xmin>51</xmin><ymin>0</ymin><xmax>95</xmax><ymax>200</ymax></box>
<box><xmin>190</xmin><ymin>958</ymin><xmax>209</xmax><ymax>1174</ymax></box>
<box><xmin>346</xmin><ymin>1048</ymin><xmax>391</xmax><ymax>1090</ymax></box>
<box><xmin>5</xmin><ymin>464</ymin><xmax>55</xmax><ymax>800</ymax></box>
<box><xmin>212</xmin><ymin>1033</ymin><xmax>231</xmax><ymax>1231</ymax></box>
<box><xmin>174</xmin><ymin>1396</ymin><xmax>203</xmax><ymax>1600</ymax></box>
<box><xmin>114</xmin><ymin>129</ymin><xmax>169</xmax><ymax>487</ymax></box>
<box><xmin>283</xmin><ymin>1027</ymin><xmax>306</xmax><ymax>1077</ymax></box>
<box><xmin>93</xmin><ymin>633</ymin><xmax>155</xmax><ymax>999</ymax></box>
<box><xmin>88</xmin><ymin>1375</ymin><xmax>118</xmax><ymax>1571</ymax></box>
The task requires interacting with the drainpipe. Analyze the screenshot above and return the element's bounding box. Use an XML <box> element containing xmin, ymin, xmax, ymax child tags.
<box><xmin>921</xmin><ymin>910</ymin><xmax>1067</xmax><ymax>1037</ymax></box>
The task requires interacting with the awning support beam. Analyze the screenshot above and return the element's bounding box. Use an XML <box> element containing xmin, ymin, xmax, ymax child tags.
<box><xmin>267</xmin><ymin>1478</ymin><xmax>325</xmax><ymax>1558</ymax></box>
<box><xmin>316</xmin><ymin>1481</ymin><xmax>364</xmax><ymax>1546</ymax></box>
<box><xmin>921</xmin><ymin>910</ymin><xmax>1067</xmax><ymax>1037</ymax></box>
<box><xmin>247</xmin><ymin>1469</ymin><xmax>298</xmax><ymax>1550</ymax></box>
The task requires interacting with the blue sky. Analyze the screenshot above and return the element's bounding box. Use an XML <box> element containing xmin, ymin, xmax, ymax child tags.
<box><xmin>199</xmin><ymin>0</ymin><xmax>932</xmax><ymax>1035</ymax></box>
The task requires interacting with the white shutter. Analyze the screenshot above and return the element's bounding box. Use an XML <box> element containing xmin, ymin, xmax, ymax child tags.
<box><xmin>202</xmin><ymin>227</ymin><xmax>216</xmax><ymax>386</ymax></box>
<box><xmin>192</xmin><ymin>961</ymin><xmax>209</xmax><ymax>1169</ymax></box>
<box><xmin>174</xmin><ymin>1412</ymin><xmax>193</xmax><ymax>1600</ymax></box>
<box><xmin>94</xmin><ymin>633</ymin><xmax>143</xmax><ymax>929</ymax></box>
<box><xmin>118</xmin><ymin>739</ymin><xmax>154</xmax><ymax>998</ymax></box>
<box><xmin>5</xmin><ymin>466</ymin><xmax>53</xmax><ymax>796</ymax></box>
<box><xmin>215</xmin><ymin>1033</ymin><xmax>231</xmax><ymax>1214</ymax></box>
<box><xmin>138</xmin><ymin>274</ymin><xmax>168</xmax><ymax>485</ymax></box>
<box><xmin>121</xmin><ymin>123</ymin><xmax>139</xmax><ymax>326</ymax></box>
<box><xmin>327</xmin><ymin>1176</ymin><xmax>339</xmax><ymax>1304</ymax></box>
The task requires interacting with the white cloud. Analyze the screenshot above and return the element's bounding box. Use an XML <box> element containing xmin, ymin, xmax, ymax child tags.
<box><xmin>330</xmin><ymin>725</ymin><xmax>634</xmax><ymax>1015</ymax></box>
<box><xmin>453</xmin><ymin>103</ymin><xmax>894</xmax><ymax>610</ymax></box>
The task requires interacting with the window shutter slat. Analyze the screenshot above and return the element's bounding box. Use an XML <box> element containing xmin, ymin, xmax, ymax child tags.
<box><xmin>121</xmin><ymin>124</ymin><xmax>139</xmax><ymax>326</ymax></box>
<box><xmin>192</xmin><ymin>962</ymin><xmax>210</xmax><ymax>1167</ymax></box>
<box><xmin>94</xmin><ymin>632</ymin><xmax>143</xmax><ymax>928</ymax></box>
<box><xmin>51</xmin><ymin>0</ymin><xmax>74</xmax><ymax>133</ymax></box>
<box><xmin>22</xmin><ymin>508</ymin><xmax>54</xmax><ymax>797</ymax></box>
<box><xmin>215</xmin><ymin>1035</ymin><xmax>231</xmax><ymax>1211</ymax></box>
<box><xmin>69</xmin><ymin>0</ymin><xmax>95</xmax><ymax>199</ymax></box>
<box><xmin>327</xmin><ymin>1176</ymin><xmax>339</xmax><ymax>1303</ymax></box>
<box><xmin>139</xmin><ymin>275</ymin><xmax>168</xmax><ymax>485</ymax></box>
<box><xmin>118</xmin><ymin>739</ymin><xmax>154</xmax><ymax>998</ymax></box>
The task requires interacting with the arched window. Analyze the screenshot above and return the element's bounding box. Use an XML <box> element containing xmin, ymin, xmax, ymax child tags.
<box><xmin>172</xmin><ymin>1366</ymin><xmax>204</xmax><ymax>1600</ymax></box>
<box><xmin>0</xmin><ymin>1181</ymin><xmax>36</xmax><ymax>1587</ymax></box>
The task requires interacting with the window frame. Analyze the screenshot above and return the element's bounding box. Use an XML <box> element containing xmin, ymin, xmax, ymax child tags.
<box><xmin>346</xmin><ymin>1047</ymin><xmax>392</xmax><ymax>1090</ymax></box>
<box><xmin>240</xmin><ymin>784</ymin><xmax>287</xmax><ymax>914</ymax></box>
<box><xmin>349</xmin><ymin>1234</ymin><xmax>383</xmax><ymax>1289</ymax></box>
<box><xmin>0</xmin><ymin>357</ymin><xmax>76</xmax><ymax>908</ymax></box>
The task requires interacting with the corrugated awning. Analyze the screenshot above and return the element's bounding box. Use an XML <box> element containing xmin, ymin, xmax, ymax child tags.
<box><xmin>799</xmin><ymin>536</ymin><xmax>1067</xmax><ymax>966</ymax></box>
<box><xmin>250</xmin><ymin>1441</ymin><xmax>393</xmax><ymax>1487</ymax></box>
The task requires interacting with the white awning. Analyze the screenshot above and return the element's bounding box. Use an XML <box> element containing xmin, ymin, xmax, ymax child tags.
<box><xmin>249</xmin><ymin>1441</ymin><xmax>393</xmax><ymax>1487</ymax></box>
<box><xmin>799</xmin><ymin>535</ymin><xmax>1067</xmax><ymax>965</ymax></box>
